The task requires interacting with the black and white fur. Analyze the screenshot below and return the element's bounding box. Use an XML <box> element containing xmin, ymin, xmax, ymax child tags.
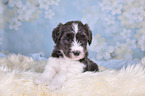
<box><xmin>34</xmin><ymin>21</ymin><xmax>99</xmax><ymax>90</ymax></box>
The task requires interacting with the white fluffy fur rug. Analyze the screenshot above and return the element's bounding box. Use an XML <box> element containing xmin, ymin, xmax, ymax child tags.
<box><xmin>0</xmin><ymin>54</ymin><xmax>145</xmax><ymax>96</ymax></box>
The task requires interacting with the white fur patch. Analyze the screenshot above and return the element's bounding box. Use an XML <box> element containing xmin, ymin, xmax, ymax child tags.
<box><xmin>71</xmin><ymin>39</ymin><xmax>85</xmax><ymax>60</ymax></box>
<box><xmin>71</xmin><ymin>40</ymin><xmax>83</xmax><ymax>51</ymax></box>
<box><xmin>71</xmin><ymin>23</ymin><xmax>84</xmax><ymax>60</ymax></box>
<box><xmin>34</xmin><ymin>57</ymin><xmax>85</xmax><ymax>90</ymax></box>
<box><xmin>72</xmin><ymin>23</ymin><xmax>78</xmax><ymax>34</ymax></box>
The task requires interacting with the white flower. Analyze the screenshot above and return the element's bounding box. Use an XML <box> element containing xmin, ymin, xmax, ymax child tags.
<box><xmin>120</xmin><ymin>29</ymin><xmax>131</xmax><ymax>39</ymax></box>
<box><xmin>17</xmin><ymin>2</ymin><xmax>34</xmax><ymax>21</ymax></box>
<box><xmin>96</xmin><ymin>43</ymin><xmax>114</xmax><ymax>60</ymax></box>
<box><xmin>48</xmin><ymin>0</ymin><xmax>60</xmax><ymax>6</ymax></box>
<box><xmin>45</xmin><ymin>10</ymin><xmax>54</xmax><ymax>19</ymax></box>
<box><xmin>104</xmin><ymin>15</ymin><xmax>116</xmax><ymax>25</ymax></box>
<box><xmin>9</xmin><ymin>18</ymin><xmax>21</xmax><ymax>31</ymax></box>
<box><xmin>9</xmin><ymin>0</ymin><xmax>22</xmax><ymax>8</ymax></box>
<box><xmin>111</xmin><ymin>2</ymin><xmax>122</xmax><ymax>15</ymax></box>
<box><xmin>138</xmin><ymin>35</ymin><xmax>145</xmax><ymax>51</ymax></box>
<box><xmin>135</xmin><ymin>27</ymin><xmax>145</xmax><ymax>40</ymax></box>
<box><xmin>100</xmin><ymin>1</ymin><xmax>112</xmax><ymax>11</ymax></box>
<box><xmin>38</xmin><ymin>0</ymin><xmax>49</xmax><ymax>10</ymax></box>
<box><xmin>126</xmin><ymin>7</ymin><xmax>145</xmax><ymax>23</ymax></box>
<box><xmin>125</xmin><ymin>39</ymin><xmax>137</xmax><ymax>49</ymax></box>
<box><xmin>115</xmin><ymin>43</ymin><xmax>134</xmax><ymax>60</ymax></box>
<box><xmin>38</xmin><ymin>0</ymin><xmax>60</xmax><ymax>9</ymax></box>
<box><xmin>115</xmin><ymin>42</ymin><xmax>123</xmax><ymax>48</ymax></box>
<box><xmin>114</xmin><ymin>44</ymin><xmax>133</xmax><ymax>60</ymax></box>
<box><xmin>100</xmin><ymin>1</ymin><xmax>122</xmax><ymax>15</ymax></box>
<box><xmin>117</xmin><ymin>0</ymin><xmax>134</xmax><ymax>3</ymax></box>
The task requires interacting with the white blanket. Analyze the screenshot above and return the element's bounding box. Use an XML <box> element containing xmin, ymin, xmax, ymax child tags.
<box><xmin>0</xmin><ymin>54</ymin><xmax>145</xmax><ymax>96</ymax></box>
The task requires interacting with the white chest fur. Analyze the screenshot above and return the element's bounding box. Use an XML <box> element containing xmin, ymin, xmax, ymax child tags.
<box><xmin>46</xmin><ymin>57</ymin><xmax>85</xmax><ymax>74</ymax></box>
<box><xmin>34</xmin><ymin>57</ymin><xmax>85</xmax><ymax>90</ymax></box>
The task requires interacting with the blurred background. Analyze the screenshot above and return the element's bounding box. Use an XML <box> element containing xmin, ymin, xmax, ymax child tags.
<box><xmin>0</xmin><ymin>0</ymin><xmax>145</xmax><ymax>61</ymax></box>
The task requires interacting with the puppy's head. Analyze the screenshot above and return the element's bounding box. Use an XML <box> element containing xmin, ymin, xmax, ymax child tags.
<box><xmin>52</xmin><ymin>21</ymin><xmax>92</xmax><ymax>60</ymax></box>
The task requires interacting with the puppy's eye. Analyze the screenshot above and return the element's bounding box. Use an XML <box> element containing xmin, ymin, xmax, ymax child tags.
<box><xmin>80</xmin><ymin>35</ymin><xmax>86</xmax><ymax>39</ymax></box>
<box><xmin>80</xmin><ymin>35</ymin><xmax>87</xmax><ymax>41</ymax></box>
<box><xmin>66</xmin><ymin>38</ymin><xmax>70</xmax><ymax>41</ymax></box>
<box><xmin>64</xmin><ymin>38</ymin><xmax>70</xmax><ymax>42</ymax></box>
<box><xmin>82</xmin><ymin>39</ymin><xmax>86</xmax><ymax>42</ymax></box>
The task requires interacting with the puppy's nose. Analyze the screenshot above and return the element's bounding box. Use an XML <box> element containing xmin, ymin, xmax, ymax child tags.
<box><xmin>73</xmin><ymin>51</ymin><xmax>80</xmax><ymax>56</ymax></box>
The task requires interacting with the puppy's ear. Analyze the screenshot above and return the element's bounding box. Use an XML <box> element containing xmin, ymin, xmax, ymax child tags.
<box><xmin>52</xmin><ymin>23</ymin><xmax>63</xmax><ymax>44</ymax></box>
<box><xmin>84</xmin><ymin>24</ymin><xmax>92</xmax><ymax>45</ymax></box>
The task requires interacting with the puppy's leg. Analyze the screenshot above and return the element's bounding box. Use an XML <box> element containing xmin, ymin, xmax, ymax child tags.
<box><xmin>48</xmin><ymin>72</ymin><xmax>72</xmax><ymax>90</ymax></box>
<box><xmin>48</xmin><ymin>64</ymin><xmax>84</xmax><ymax>90</ymax></box>
<box><xmin>34</xmin><ymin>66</ymin><xmax>57</xmax><ymax>85</ymax></box>
<box><xmin>81</xmin><ymin>58</ymin><xmax>99</xmax><ymax>72</ymax></box>
<box><xmin>87</xmin><ymin>59</ymin><xmax>99</xmax><ymax>71</ymax></box>
<box><xmin>34</xmin><ymin>57</ymin><xmax>58</xmax><ymax>85</ymax></box>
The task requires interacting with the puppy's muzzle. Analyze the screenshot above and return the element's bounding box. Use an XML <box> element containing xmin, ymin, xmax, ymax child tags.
<box><xmin>72</xmin><ymin>51</ymin><xmax>80</xmax><ymax>56</ymax></box>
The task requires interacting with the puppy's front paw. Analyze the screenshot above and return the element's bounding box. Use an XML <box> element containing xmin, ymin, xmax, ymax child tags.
<box><xmin>48</xmin><ymin>81</ymin><xmax>62</xmax><ymax>90</ymax></box>
<box><xmin>34</xmin><ymin>77</ymin><xmax>49</xmax><ymax>85</ymax></box>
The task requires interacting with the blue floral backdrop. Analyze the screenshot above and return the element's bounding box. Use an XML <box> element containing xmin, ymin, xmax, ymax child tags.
<box><xmin>0</xmin><ymin>0</ymin><xmax>145</xmax><ymax>61</ymax></box>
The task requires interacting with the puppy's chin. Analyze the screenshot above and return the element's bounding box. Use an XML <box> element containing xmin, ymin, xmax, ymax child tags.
<box><xmin>71</xmin><ymin>57</ymin><xmax>83</xmax><ymax>61</ymax></box>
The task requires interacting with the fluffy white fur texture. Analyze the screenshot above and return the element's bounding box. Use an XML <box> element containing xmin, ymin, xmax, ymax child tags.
<box><xmin>34</xmin><ymin>57</ymin><xmax>85</xmax><ymax>90</ymax></box>
<box><xmin>0</xmin><ymin>54</ymin><xmax>145</xmax><ymax>96</ymax></box>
